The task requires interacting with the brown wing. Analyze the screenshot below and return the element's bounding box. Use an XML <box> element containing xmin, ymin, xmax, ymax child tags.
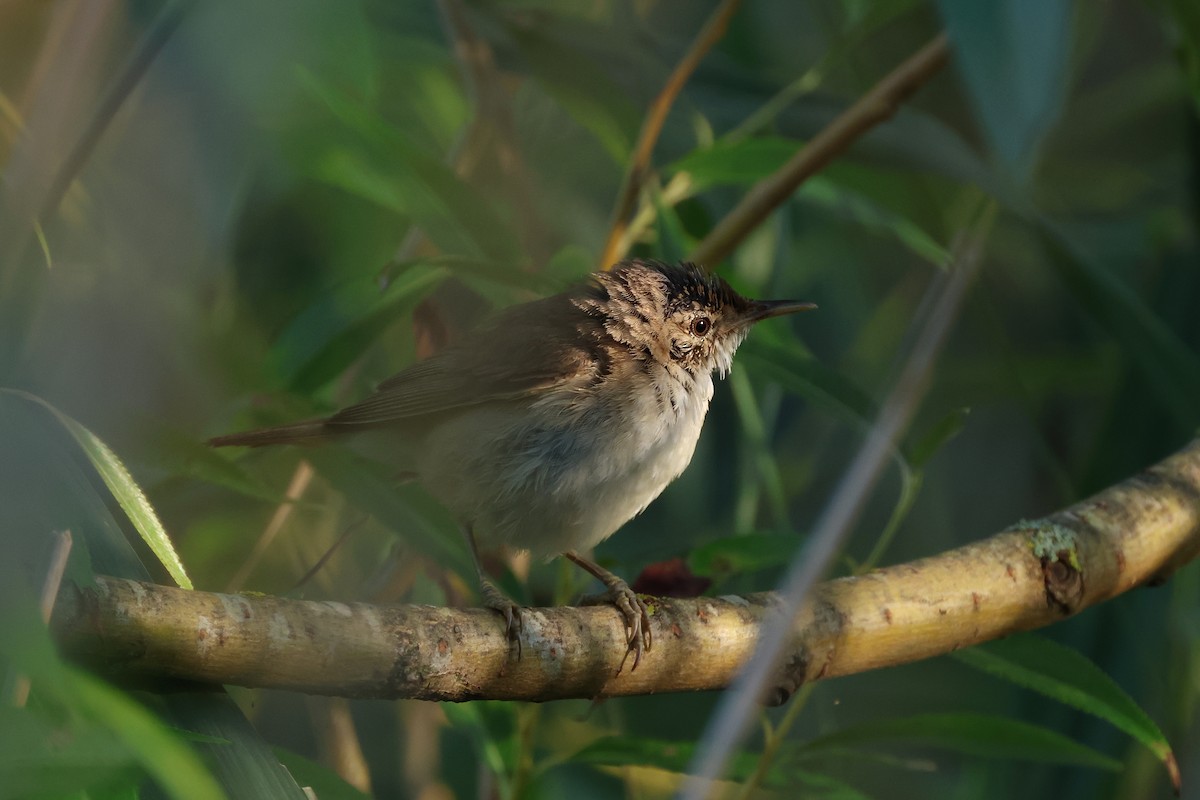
<box><xmin>324</xmin><ymin>294</ymin><xmax>596</xmax><ymax>429</ymax></box>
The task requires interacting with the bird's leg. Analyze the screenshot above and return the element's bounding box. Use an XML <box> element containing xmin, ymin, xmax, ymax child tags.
<box><xmin>564</xmin><ymin>550</ymin><xmax>652</xmax><ymax>673</ymax></box>
<box><xmin>464</xmin><ymin>526</ymin><xmax>522</xmax><ymax>657</ymax></box>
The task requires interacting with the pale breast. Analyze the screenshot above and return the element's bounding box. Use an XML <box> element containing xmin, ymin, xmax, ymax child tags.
<box><xmin>419</xmin><ymin>372</ymin><xmax>715</xmax><ymax>558</ymax></box>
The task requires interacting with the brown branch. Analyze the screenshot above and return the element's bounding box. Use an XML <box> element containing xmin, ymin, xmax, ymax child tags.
<box><xmin>598</xmin><ymin>0</ymin><xmax>744</xmax><ymax>270</ymax></box>
<box><xmin>688</xmin><ymin>33</ymin><xmax>950</xmax><ymax>268</ymax></box>
<box><xmin>52</xmin><ymin>438</ymin><xmax>1200</xmax><ymax>703</ymax></box>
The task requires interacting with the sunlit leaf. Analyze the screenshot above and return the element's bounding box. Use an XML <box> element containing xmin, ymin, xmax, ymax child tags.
<box><xmin>1</xmin><ymin>389</ymin><xmax>192</xmax><ymax>589</ymax></box>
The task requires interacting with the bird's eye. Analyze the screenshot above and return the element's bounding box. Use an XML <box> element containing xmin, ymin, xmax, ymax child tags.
<box><xmin>690</xmin><ymin>317</ymin><xmax>712</xmax><ymax>336</ymax></box>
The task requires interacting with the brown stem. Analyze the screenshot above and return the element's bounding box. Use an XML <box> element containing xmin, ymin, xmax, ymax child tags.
<box><xmin>688</xmin><ymin>33</ymin><xmax>950</xmax><ymax>268</ymax></box>
<box><xmin>598</xmin><ymin>0</ymin><xmax>745</xmax><ymax>270</ymax></box>
<box><xmin>52</xmin><ymin>437</ymin><xmax>1200</xmax><ymax>702</ymax></box>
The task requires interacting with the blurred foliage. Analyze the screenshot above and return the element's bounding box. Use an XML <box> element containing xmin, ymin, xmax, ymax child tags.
<box><xmin>2</xmin><ymin>0</ymin><xmax>1200</xmax><ymax>797</ymax></box>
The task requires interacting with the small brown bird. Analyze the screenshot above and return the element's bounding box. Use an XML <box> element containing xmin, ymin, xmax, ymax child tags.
<box><xmin>211</xmin><ymin>260</ymin><xmax>814</xmax><ymax>669</ymax></box>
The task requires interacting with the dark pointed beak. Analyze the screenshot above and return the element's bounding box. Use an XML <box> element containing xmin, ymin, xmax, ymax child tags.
<box><xmin>746</xmin><ymin>299</ymin><xmax>817</xmax><ymax>322</ymax></box>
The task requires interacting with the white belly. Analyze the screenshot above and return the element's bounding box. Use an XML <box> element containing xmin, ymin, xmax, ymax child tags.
<box><xmin>418</xmin><ymin>374</ymin><xmax>714</xmax><ymax>557</ymax></box>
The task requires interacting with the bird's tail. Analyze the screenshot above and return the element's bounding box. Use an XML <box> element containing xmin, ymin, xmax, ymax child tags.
<box><xmin>208</xmin><ymin>419</ymin><xmax>329</xmax><ymax>448</ymax></box>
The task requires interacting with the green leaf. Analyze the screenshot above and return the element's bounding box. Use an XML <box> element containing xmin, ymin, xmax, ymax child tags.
<box><xmin>150</xmin><ymin>427</ymin><xmax>282</xmax><ymax>503</ymax></box>
<box><xmin>505</xmin><ymin>26</ymin><xmax>638</xmax><ymax>163</ymax></box>
<box><xmin>650</xmin><ymin>186</ymin><xmax>692</xmax><ymax>265</ymax></box>
<box><xmin>274</xmin><ymin>749</ymin><xmax>371</xmax><ymax>800</ymax></box>
<box><xmin>298</xmin><ymin>70</ymin><xmax>522</xmax><ymax>264</ymax></box>
<box><xmin>953</xmin><ymin>635</ymin><xmax>1177</xmax><ymax>781</ymax></box>
<box><xmin>1038</xmin><ymin>223</ymin><xmax>1200</xmax><ymax>430</ymax></box>
<box><xmin>801</xmin><ymin>712</ymin><xmax>1121</xmax><ymax>770</ymax></box>
<box><xmin>0</xmin><ymin>706</ymin><xmax>138</xmax><ymax>800</ymax></box>
<box><xmin>799</xmin><ymin>177</ymin><xmax>949</xmax><ymax>268</ymax></box>
<box><xmin>671</xmin><ymin>137</ymin><xmax>800</xmax><ymax>190</ymax></box>
<box><xmin>739</xmin><ymin>336</ymin><xmax>878</xmax><ymax>428</ymax></box>
<box><xmin>270</xmin><ymin>264</ymin><xmax>448</xmax><ymax>393</ymax></box>
<box><xmin>1165</xmin><ymin>0</ymin><xmax>1200</xmax><ymax>110</ymax></box>
<box><xmin>570</xmin><ymin>736</ymin><xmax>761</xmax><ymax>781</ymax></box>
<box><xmin>907</xmin><ymin>407</ymin><xmax>970</xmax><ymax>468</ymax></box>
<box><xmin>938</xmin><ymin>0</ymin><xmax>1073</xmax><ymax>182</ymax></box>
<box><xmin>0</xmin><ymin>389</ymin><xmax>192</xmax><ymax>589</ymax></box>
<box><xmin>307</xmin><ymin>448</ymin><xmax>471</xmax><ymax>578</ymax></box>
<box><xmin>157</xmin><ymin>691</ymin><xmax>309</xmax><ymax>800</ymax></box>
<box><xmin>66</xmin><ymin>669</ymin><xmax>227</xmax><ymax>800</ymax></box>
<box><xmin>688</xmin><ymin>532</ymin><xmax>800</xmax><ymax>578</ymax></box>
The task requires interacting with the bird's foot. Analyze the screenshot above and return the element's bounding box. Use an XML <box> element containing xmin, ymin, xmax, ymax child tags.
<box><xmin>581</xmin><ymin>577</ymin><xmax>652</xmax><ymax>674</ymax></box>
<box><xmin>479</xmin><ymin>577</ymin><xmax>523</xmax><ymax>659</ymax></box>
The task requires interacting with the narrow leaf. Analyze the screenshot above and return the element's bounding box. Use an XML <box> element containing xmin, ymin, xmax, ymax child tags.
<box><xmin>802</xmin><ymin>712</ymin><xmax>1121</xmax><ymax>770</ymax></box>
<box><xmin>1</xmin><ymin>389</ymin><xmax>192</xmax><ymax>589</ymax></box>
<box><xmin>66</xmin><ymin>670</ymin><xmax>226</xmax><ymax>800</ymax></box>
<box><xmin>938</xmin><ymin>0</ymin><xmax>1073</xmax><ymax>182</ymax></box>
<box><xmin>954</xmin><ymin>635</ymin><xmax>1177</xmax><ymax>788</ymax></box>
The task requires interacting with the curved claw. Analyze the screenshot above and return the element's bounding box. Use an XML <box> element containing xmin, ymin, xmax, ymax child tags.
<box><xmin>479</xmin><ymin>579</ymin><xmax>523</xmax><ymax>659</ymax></box>
<box><xmin>605</xmin><ymin>583</ymin><xmax>652</xmax><ymax>675</ymax></box>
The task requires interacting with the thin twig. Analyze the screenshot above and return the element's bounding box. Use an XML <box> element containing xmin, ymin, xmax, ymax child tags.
<box><xmin>688</xmin><ymin>33</ymin><xmax>950</xmax><ymax>268</ymax></box>
<box><xmin>289</xmin><ymin>515</ymin><xmax>367</xmax><ymax>594</ymax></box>
<box><xmin>598</xmin><ymin>0</ymin><xmax>744</xmax><ymax>270</ymax></box>
<box><xmin>226</xmin><ymin>460</ymin><xmax>314</xmax><ymax>592</ymax></box>
<box><xmin>680</xmin><ymin>200</ymin><xmax>995</xmax><ymax>799</ymax></box>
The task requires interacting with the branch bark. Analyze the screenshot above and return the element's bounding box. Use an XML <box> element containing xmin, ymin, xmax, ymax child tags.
<box><xmin>52</xmin><ymin>438</ymin><xmax>1200</xmax><ymax>703</ymax></box>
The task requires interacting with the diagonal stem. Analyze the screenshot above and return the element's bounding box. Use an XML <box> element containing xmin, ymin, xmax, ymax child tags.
<box><xmin>688</xmin><ymin>33</ymin><xmax>950</xmax><ymax>268</ymax></box>
<box><xmin>598</xmin><ymin>0</ymin><xmax>744</xmax><ymax>270</ymax></box>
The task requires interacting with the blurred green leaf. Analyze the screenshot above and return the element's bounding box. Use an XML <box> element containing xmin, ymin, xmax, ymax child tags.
<box><xmin>1039</xmin><ymin>223</ymin><xmax>1200</xmax><ymax>429</ymax></box>
<box><xmin>0</xmin><ymin>389</ymin><xmax>192</xmax><ymax>590</ymax></box>
<box><xmin>572</xmin><ymin>736</ymin><xmax>870</xmax><ymax>798</ymax></box>
<box><xmin>672</xmin><ymin>137</ymin><xmax>799</xmax><ymax>189</ymax></box>
<box><xmin>570</xmin><ymin>735</ymin><xmax>760</xmax><ymax>780</ymax></box>
<box><xmin>505</xmin><ymin>26</ymin><xmax>637</xmax><ymax>163</ymax></box>
<box><xmin>307</xmin><ymin>448</ymin><xmax>471</xmax><ymax>578</ymax></box>
<box><xmin>298</xmin><ymin>70</ymin><xmax>522</xmax><ymax>264</ymax></box>
<box><xmin>1165</xmin><ymin>0</ymin><xmax>1200</xmax><ymax>109</ymax></box>
<box><xmin>954</xmin><ymin>636</ymin><xmax>1176</xmax><ymax>778</ymax></box>
<box><xmin>270</xmin><ymin>264</ymin><xmax>447</xmax><ymax>393</ymax></box>
<box><xmin>651</xmin><ymin>187</ymin><xmax>691</xmax><ymax>265</ymax></box>
<box><xmin>739</xmin><ymin>336</ymin><xmax>878</xmax><ymax>427</ymax></box>
<box><xmin>675</xmin><ymin>139</ymin><xmax>950</xmax><ymax>265</ymax></box>
<box><xmin>800</xmin><ymin>177</ymin><xmax>949</xmax><ymax>267</ymax></box>
<box><xmin>275</xmin><ymin>749</ymin><xmax>371</xmax><ymax>800</ymax></box>
<box><xmin>0</xmin><ymin>706</ymin><xmax>138</xmax><ymax>800</ymax></box>
<box><xmin>65</xmin><ymin>669</ymin><xmax>226</xmax><ymax>800</ymax></box>
<box><xmin>908</xmin><ymin>407</ymin><xmax>970</xmax><ymax>468</ymax></box>
<box><xmin>801</xmin><ymin>712</ymin><xmax>1121</xmax><ymax>770</ymax></box>
<box><xmin>939</xmin><ymin>0</ymin><xmax>1073</xmax><ymax>182</ymax></box>
<box><xmin>151</xmin><ymin>427</ymin><xmax>282</xmax><ymax>503</ymax></box>
<box><xmin>158</xmin><ymin>692</ymin><xmax>308</xmax><ymax>800</ymax></box>
<box><xmin>688</xmin><ymin>532</ymin><xmax>800</xmax><ymax>578</ymax></box>
<box><xmin>441</xmin><ymin>703</ymin><xmax>511</xmax><ymax>779</ymax></box>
